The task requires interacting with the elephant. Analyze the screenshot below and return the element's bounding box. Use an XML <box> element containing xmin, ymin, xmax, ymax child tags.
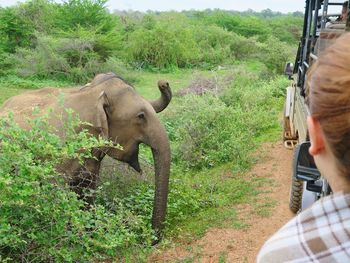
<box><xmin>0</xmin><ymin>72</ymin><xmax>172</xmax><ymax>238</ymax></box>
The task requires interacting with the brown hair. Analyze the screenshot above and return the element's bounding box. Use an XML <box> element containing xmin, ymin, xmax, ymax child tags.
<box><xmin>307</xmin><ymin>32</ymin><xmax>350</xmax><ymax>177</ymax></box>
<box><xmin>342</xmin><ymin>1</ymin><xmax>349</xmax><ymax>21</ymax></box>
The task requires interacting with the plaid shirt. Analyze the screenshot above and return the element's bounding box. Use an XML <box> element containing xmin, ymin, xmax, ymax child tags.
<box><xmin>257</xmin><ymin>192</ymin><xmax>350</xmax><ymax>263</ymax></box>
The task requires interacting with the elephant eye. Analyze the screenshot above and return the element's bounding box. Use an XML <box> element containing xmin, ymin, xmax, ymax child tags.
<box><xmin>137</xmin><ymin>112</ymin><xmax>145</xmax><ymax>119</ymax></box>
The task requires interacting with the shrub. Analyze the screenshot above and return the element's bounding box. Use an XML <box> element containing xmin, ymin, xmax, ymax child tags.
<box><xmin>13</xmin><ymin>33</ymin><xmax>125</xmax><ymax>83</ymax></box>
<box><xmin>97</xmin><ymin>155</ymin><xmax>208</xmax><ymax>232</ymax></box>
<box><xmin>163</xmin><ymin>72</ymin><xmax>290</xmax><ymax>171</ymax></box>
<box><xmin>125</xmin><ymin>14</ymin><xmax>200</xmax><ymax>69</ymax></box>
<box><xmin>230</xmin><ymin>34</ymin><xmax>261</xmax><ymax>60</ymax></box>
<box><xmin>17</xmin><ymin>0</ymin><xmax>60</xmax><ymax>34</ymax></box>
<box><xmin>163</xmin><ymin>95</ymin><xmax>255</xmax><ymax>170</ymax></box>
<box><xmin>202</xmin><ymin>11</ymin><xmax>271</xmax><ymax>41</ymax></box>
<box><xmin>0</xmin><ymin>7</ymin><xmax>34</xmax><ymax>53</ymax></box>
<box><xmin>56</xmin><ymin>0</ymin><xmax>116</xmax><ymax>33</ymax></box>
<box><xmin>0</xmin><ymin>110</ymin><xmax>153</xmax><ymax>262</ymax></box>
<box><xmin>194</xmin><ymin>25</ymin><xmax>234</xmax><ymax>66</ymax></box>
<box><xmin>268</xmin><ymin>16</ymin><xmax>303</xmax><ymax>44</ymax></box>
<box><xmin>0</xmin><ymin>49</ymin><xmax>14</xmax><ymax>76</ymax></box>
<box><xmin>257</xmin><ymin>36</ymin><xmax>294</xmax><ymax>73</ymax></box>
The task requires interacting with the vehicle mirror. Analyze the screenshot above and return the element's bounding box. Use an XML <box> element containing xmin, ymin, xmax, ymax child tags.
<box><xmin>294</xmin><ymin>142</ymin><xmax>322</xmax><ymax>193</ymax></box>
<box><xmin>284</xmin><ymin>62</ymin><xmax>293</xmax><ymax>79</ymax></box>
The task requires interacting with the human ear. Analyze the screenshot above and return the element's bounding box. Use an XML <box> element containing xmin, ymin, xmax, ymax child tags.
<box><xmin>307</xmin><ymin>116</ymin><xmax>325</xmax><ymax>156</ymax></box>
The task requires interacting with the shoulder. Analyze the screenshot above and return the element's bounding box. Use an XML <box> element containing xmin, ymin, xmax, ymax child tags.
<box><xmin>257</xmin><ymin>193</ymin><xmax>350</xmax><ymax>263</ymax></box>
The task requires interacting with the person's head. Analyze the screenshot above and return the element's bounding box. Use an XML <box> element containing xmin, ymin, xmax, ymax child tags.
<box><xmin>307</xmin><ymin>33</ymin><xmax>350</xmax><ymax>191</ymax></box>
<box><xmin>341</xmin><ymin>1</ymin><xmax>348</xmax><ymax>21</ymax></box>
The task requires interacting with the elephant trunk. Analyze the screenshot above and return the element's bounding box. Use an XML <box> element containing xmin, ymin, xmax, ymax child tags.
<box><xmin>149</xmin><ymin>80</ymin><xmax>172</xmax><ymax>113</ymax></box>
<box><xmin>147</xmin><ymin>121</ymin><xmax>171</xmax><ymax>240</ymax></box>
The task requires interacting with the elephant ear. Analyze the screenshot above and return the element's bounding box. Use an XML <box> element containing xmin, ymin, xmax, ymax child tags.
<box><xmin>95</xmin><ymin>91</ymin><xmax>110</xmax><ymax>139</ymax></box>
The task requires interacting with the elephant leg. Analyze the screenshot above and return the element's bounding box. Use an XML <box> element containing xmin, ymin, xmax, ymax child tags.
<box><xmin>69</xmin><ymin>149</ymin><xmax>105</xmax><ymax>205</ymax></box>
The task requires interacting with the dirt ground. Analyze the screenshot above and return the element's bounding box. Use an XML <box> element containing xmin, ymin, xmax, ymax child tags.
<box><xmin>150</xmin><ymin>142</ymin><xmax>294</xmax><ymax>263</ymax></box>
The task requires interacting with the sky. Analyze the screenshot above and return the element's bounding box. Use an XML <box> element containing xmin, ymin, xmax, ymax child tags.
<box><xmin>106</xmin><ymin>0</ymin><xmax>305</xmax><ymax>13</ymax></box>
<box><xmin>0</xmin><ymin>0</ymin><xmax>305</xmax><ymax>13</ymax></box>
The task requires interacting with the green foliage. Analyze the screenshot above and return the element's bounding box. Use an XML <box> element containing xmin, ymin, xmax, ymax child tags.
<box><xmin>268</xmin><ymin>16</ymin><xmax>303</xmax><ymax>43</ymax></box>
<box><xmin>257</xmin><ymin>36</ymin><xmax>294</xmax><ymax>73</ymax></box>
<box><xmin>194</xmin><ymin>25</ymin><xmax>233</xmax><ymax>66</ymax></box>
<box><xmin>164</xmin><ymin>95</ymin><xmax>254</xmax><ymax>170</ymax></box>
<box><xmin>0</xmin><ymin>7</ymin><xmax>34</xmax><ymax>53</ymax></box>
<box><xmin>0</xmin><ymin>49</ymin><xmax>14</xmax><ymax>76</ymax></box>
<box><xmin>57</xmin><ymin>0</ymin><xmax>115</xmax><ymax>32</ymax></box>
<box><xmin>0</xmin><ymin>111</ymin><xmax>153</xmax><ymax>262</ymax></box>
<box><xmin>17</xmin><ymin>0</ymin><xmax>60</xmax><ymax>34</ymax></box>
<box><xmin>122</xmin><ymin>12</ymin><xmax>295</xmax><ymax>71</ymax></box>
<box><xmin>125</xmin><ymin>14</ymin><xmax>200</xmax><ymax>69</ymax></box>
<box><xmin>193</xmin><ymin>10</ymin><xmax>302</xmax><ymax>44</ymax></box>
<box><xmin>202</xmin><ymin>11</ymin><xmax>272</xmax><ymax>41</ymax></box>
<box><xmin>0</xmin><ymin>75</ymin><xmax>72</xmax><ymax>89</ymax></box>
<box><xmin>12</xmin><ymin>32</ymin><xmax>127</xmax><ymax>83</ymax></box>
<box><xmin>163</xmin><ymin>72</ymin><xmax>289</xmax><ymax>171</ymax></box>
<box><xmin>0</xmin><ymin>1</ymin><xmax>302</xmax><ymax>79</ymax></box>
<box><xmin>0</xmin><ymin>2</ymin><xmax>302</xmax><ymax>259</ymax></box>
<box><xmin>103</xmin><ymin>178</ymin><xmax>206</xmax><ymax>227</ymax></box>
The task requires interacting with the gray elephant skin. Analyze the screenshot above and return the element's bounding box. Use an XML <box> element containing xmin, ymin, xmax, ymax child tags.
<box><xmin>0</xmin><ymin>72</ymin><xmax>172</xmax><ymax>238</ymax></box>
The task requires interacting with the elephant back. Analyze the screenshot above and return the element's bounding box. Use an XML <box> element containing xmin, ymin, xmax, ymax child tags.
<box><xmin>0</xmin><ymin>87</ymin><xmax>65</xmax><ymax>124</ymax></box>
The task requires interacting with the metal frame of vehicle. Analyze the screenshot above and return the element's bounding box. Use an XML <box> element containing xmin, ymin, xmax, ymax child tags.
<box><xmin>283</xmin><ymin>0</ymin><xmax>350</xmax><ymax>213</ymax></box>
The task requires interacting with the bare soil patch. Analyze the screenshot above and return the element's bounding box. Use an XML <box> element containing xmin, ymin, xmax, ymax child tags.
<box><xmin>150</xmin><ymin>142</ymin><xmax>294</xmax><ymax>263</ymax></box>
<box><xmin>176</xmin><ymin>73</ymin><xmax>234</xmax><ymax>97</ymax></box>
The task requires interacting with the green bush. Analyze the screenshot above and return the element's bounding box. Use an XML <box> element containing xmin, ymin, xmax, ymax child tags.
<box><xmin>97</xmin><ymin>155</ymin><xmax>208</xmax><ymax>233</ymax></box>
<box><xmin>56</xmin><ymin>0</ymin><xmax>116</xmax><ymax>33</ymax></box>
<box><xmin>257</xmin><ymin>36</ymin><xmax>294</xmax><ymax>73</ymax></box>
<box><xmin>201</xmin><ymin>11</ymin><xmax>271</xmax><ymax>41</ymax></box>
<box><xmin>163</xmin><ymin>95</ymin><xmax>254</xmax><ymax>170</ymax></box>
<box><xmin>163</xmin><ymin>73</ymin><xmax>289</xmax><ymax>171</ymax></box>
<box><xmin>0</xmin><ymin>110</ymin><xmax>154</xmax><ymax>262</ymax></box>
<box><xmin>0</xmin><ymin>6</ymin><xmax>34</xmax><ymax>53</ymax></box>
<box><xmin>0</xmin><ymin>1</ymin><xmax>302</xmax><ymax>75</ymax></box>
<box><xmin>17</xmin><ymin>0</ymin><xmax>60</xmax><ymax>34</ymax></box>
<box><xmin>268</xmin><ymin>16</ymin><xmax>303</xmax><ymax>44</ymax></box>
<box><xmin>13</xmin><ymin>33</ymin><xmax>126</xmax><ymax>83</ymax></box>
<box><xmin>125</xmin><ymin>15</ymin><xmax>200</xmax><ymax>69</ymax></box>
<box><xmin>0</xmin><ymin>49</ymin><xmax>14</xmax><ymax>76</ymax></box>
<box><xmin>230</xmin><ymin>34</ymin><xmax>261</xmax><ymax>60</ymax></box>
<box><xmin>194</xmin><ymin>25</ymin><xmax>234</xmax><ymax>66</ymax></box>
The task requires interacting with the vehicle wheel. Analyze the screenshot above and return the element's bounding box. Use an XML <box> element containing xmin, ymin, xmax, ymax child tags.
<box><xmin>289</xmin><ymin>144</ymin><xmax>303</xmax><ymax>213</ymax></box>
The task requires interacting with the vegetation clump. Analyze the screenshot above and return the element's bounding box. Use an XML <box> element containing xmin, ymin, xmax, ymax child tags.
<box><xmin>0</xmin><ymin>0</ymin><xmax>300</xmax><ymax>84</ymax></box>
<box><xmin>0</xmin><ymin>111</ymin><xmax>154</xmax><ymax>262</ymax></box>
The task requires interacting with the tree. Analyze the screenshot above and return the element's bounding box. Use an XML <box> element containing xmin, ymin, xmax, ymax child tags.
<box><xmin>57</xmin><ymin>0</ymin><xmax>116</xmax><ymax>33</ymax></box>
<box><xmin>0</xmin><ymin>7</ymin><xmax>34</xmax><ymax>53</ymax></box>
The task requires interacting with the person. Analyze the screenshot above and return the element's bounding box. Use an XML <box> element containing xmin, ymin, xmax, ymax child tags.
<box><xmin>339</xmin><ymin>1</ymin><xmax>348</xmax><ymax>22</ymax></box>
<box><xmin>257</xmin><ymin>32</ymin><xmax>350</xmax><ymax>262</ymax></box>
<box><xmin>326</xmin><ymin>1</ymin><xmax>348</xmax><ymax>28</ymax></box>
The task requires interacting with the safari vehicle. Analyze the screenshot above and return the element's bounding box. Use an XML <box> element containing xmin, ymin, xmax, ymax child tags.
<box><xmin>283</xmin><ymin>0</ymin><xmax>350</xmax><ymax>213</ymax></box>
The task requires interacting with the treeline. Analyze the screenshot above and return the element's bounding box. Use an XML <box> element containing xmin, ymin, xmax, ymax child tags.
<box><xmin>0</xmin><ymin>0</ymin><xmax>303</xmax><ymax>83</ymax></box>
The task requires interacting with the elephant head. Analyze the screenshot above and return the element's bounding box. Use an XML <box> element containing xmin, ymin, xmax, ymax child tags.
<box><xmin>89</xmin><ymin>74</ymin><xmax>172</xmax><ymax>237</ymax></box>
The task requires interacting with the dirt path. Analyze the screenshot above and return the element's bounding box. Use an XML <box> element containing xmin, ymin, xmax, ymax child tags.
<box><xmin>150</xmin><ymin>142</ymin><xmax>294</xmax><ymax>263</ymax></box>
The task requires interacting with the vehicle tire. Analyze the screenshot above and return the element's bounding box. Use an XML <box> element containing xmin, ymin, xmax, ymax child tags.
<box><xmin>289</xmin><ymin>144</ymin><xmax>303</xmax><ymax>213</ymax></box>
